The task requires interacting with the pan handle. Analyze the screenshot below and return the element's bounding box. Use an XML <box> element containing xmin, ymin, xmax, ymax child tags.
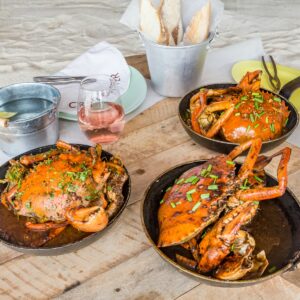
<box><xmin>279</xmin><ymin>76</ymin><xmax>300</xmax><ymax>100</ymax></box>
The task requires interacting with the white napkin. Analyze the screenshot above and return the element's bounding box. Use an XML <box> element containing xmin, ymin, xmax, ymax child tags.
<box><xmin>56</xmin><ymin>42</ymin><xmax>130</xmax><ymax>117</ymax></box>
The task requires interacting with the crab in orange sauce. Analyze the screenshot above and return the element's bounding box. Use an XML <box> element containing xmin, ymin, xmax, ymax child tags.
<box><xmin>1</xmin><ymin>141</ymin><xmax>127</xmax><ymax>240</ymax></box>
<box><xmin>157</xmin><ymin>139</ymin><xmax>291</xmax><ymax>280</ymax></box>
<box><xmin>190</xmin><ymin>71</ymin><xmax>290</xmax><ymax>143</ymax></box>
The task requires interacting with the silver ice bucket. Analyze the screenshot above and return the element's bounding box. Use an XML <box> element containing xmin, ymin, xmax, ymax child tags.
<box><xmin>140</xmin><ymin>32</ymin><xmax>215</xmax><ymax>97</ymax></box>
<box><xmin>0</xmin><ymin>83</ymin><xmax>60</xmax><ymax>156</ymax></box>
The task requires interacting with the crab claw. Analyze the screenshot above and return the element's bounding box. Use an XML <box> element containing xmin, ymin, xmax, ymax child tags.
<box><xmin>238</xmin><ymin>70</ymin><xmax>262</xmax><ymax>92</ymax></box>
<box><xmin>66</xmin><ymin>206</ymin><xmax>109</xmax><ymax>232</ymax></box>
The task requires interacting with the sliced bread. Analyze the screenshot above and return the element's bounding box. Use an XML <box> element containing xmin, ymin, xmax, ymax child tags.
<box><xmin>183</xmin><ymin>0</ymin><xmax>211</xmax><ymax>45</ymax></box>
<box><xmin>160</xmin><ymin>0</ymin><xmax>183</xmax><ymax>45</ymax></box>
<box><xmin>140</xmin><ymin>0</ymin><xmax>167</xmax><ymax>44</ymax></box>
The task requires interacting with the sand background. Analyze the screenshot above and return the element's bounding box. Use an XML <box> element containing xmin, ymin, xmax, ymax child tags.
<box><xmin>0</xmin><ymin>0</ymin><xmax>299</xmax><ymax>86</ymax></box>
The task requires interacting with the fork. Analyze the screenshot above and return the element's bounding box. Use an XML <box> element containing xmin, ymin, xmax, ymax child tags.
<box><xmin>261</xmin><ymin>55</ymin><xmax>281</xmax><ymax>92</ymax></box>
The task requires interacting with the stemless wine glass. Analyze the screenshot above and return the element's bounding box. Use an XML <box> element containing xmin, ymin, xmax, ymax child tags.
<box><xmin>77</xmin><ymin>75</ymin><xmax>125</xmax><ymax>144</ymax></box>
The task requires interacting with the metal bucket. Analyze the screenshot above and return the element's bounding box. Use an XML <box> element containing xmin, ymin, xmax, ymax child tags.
<box><xmin>140</xmin><ymin>32</ymin><xmax>215</xmax><ymax>97</ymax></box>
<box><xmin>0</xmin><ymin>83</ymin><xmax>60</xmax><ymax>156</ymax></box>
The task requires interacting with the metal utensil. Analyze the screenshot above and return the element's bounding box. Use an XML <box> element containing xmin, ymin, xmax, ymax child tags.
<box><xmin>261</xmin><ymin>55</ymin><xmax>281</xmax><ymax>92</ymax></box>
<box><xmin>33</xmin><ymin>76</ymin><xmax>97</xmax><ymax>85</ymax></box>
<box><xmin>34</xmin><ymin>75</ymin><xmax>86</xmax><ymax>84</ymax></box>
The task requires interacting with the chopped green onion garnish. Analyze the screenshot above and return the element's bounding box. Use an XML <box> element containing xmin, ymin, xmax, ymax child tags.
<box><xmin>254</xmin><ymin>97</ymin><xmax>263</xmax><ymax>103</ymax></box>
<box><xmin>201</xmin><ymin>193</ymin><xmax>210</xmax><ymax>200</ymax></box>
<box><xmin>185</xmin><ymin>176</ymin><xmax>199</xmax><ymax>183</ymax></box>
<box><xmin>250</xmin><ymin>113</ymin><xmax>255</xmax><ymax>123</ymax></box>
<box><xmin>107</xmin><ymin>186</ymin><xmax>112</xmax><ymax>191</ymax></box>
<box><xmin>191</xmin><ymin>177</ymin><xmax>200</xmax><ymax>185</ymax></box>
<box><xmin>186</xmin><ymin>193</ymin><xmax>193</xmax><ymax>202</ymax></box>
<box><xmin>254</xmin><ymin>101</ymin><xmax>259</xmax><ymax>110</ymax></box>
<box><xmin>209</xmin><ymin>174</ymin><xmax>218</xmax><ymax>179</ymax></box>
<box><xmin>254</xmin><ymin>175</ymin><xmax>263</xmax><ymax>183</ymax></box>
<box><xmin>191</xmin><ymin>201</ymin><xmax>201</xmax><ymax>212</ymax></box>
<box><xmin>244</xmin><ymin>179</ymin><xmax>248</xmax><ymax>186</ymax></box>
<box><xmin>258</xmin><ymin>111</ymin><xmax>265</xmax><ymax>117</ymax></box>
<box><xmin>176</xmin><ymin>201</ymin><xmax>182</xmax><ymax>205</ymax></box>
<box><xmin>208</xmin><ymin>184</ymin><xmax>218</xmax><ymax>190</ymax></box>
<box><xmin>170</xmin><ymin>202</ymin><xmax>176</xmax><ymax>208</ymax></box>
<box><xmin>273</xmin><ymin>97</ymin><xmax>281</xmax><ymax>103</ymax></box>
<box><xmin>246</xmin><ymin>125</ymin><xmax>251</xmax><ymax>133</ymax></box>
<box><xmin>235</xmin><ymin>112</ymin><xmax>241</xmax><ymax>116</ymax></box>
<box><xmin>254</xmin><ymin>123</ymin><xmax>259</xmax><ymax>128</ymax></box>
<box><xmin>284</xmin><ymin>118</ymin><xmax>289</xmax><ymax>127</ymax></box>
<box><xmin>187</xmin><ymin>189</ymin><xmax>197</xmax><ymax>195</ymax></box>
<box><xmin>252</xmin><ymin>92</ymin><xmax>260</xmax><ymax>96</ymax></box>
<box><xmin>253</xmin><ymin>201</ymin><xmax>259</xmax><ymax>205</ymax></box>
<box><xmin>200</xmin><ymin>169</ymin><xmax>207</xmax><ymax>177</ymax></box>
<box><xmin>160</xmin><ymin>199</ymin><xmax>164</xmax><ymax>204</ymax></box>
<box><xmin>176</xmin><ymin>178</ymin><xmax>184</xmax><ymax>184</ymax></box>
<box><xmin>265</xmin><ymin>116</ymin><xmax>269</xmax><ymax>124</ymax></box>
<box><xmin>240</xmin><ymin>185</ymin><xmax>250</xmax><ymax>190</ymax></box>
<box><xmin>270</xmin><ymin>123</ymin><xmax>275</xmax><ymax>133</ymax></box>
<box><xmin>235</xmin><ymin>102</ymin><xmax>243</xmax><ymax>109</ymax></box>
<box><xmin>207</xmin><ymin>164</ymin><xmax>212</xmax><ymax>172</ymax></box>
<box><xmin>25</xmin><ymin>202</ymin><xmax>31</xmax><ymax>209</ymax></box>
<box><xmin>240</xmin><ymin>96</ymin><xmax>248</xmax><ymax>101</ymax></box>
<box><xmin>226</xmin><ymin>160</ymin><xmax>235</xmax><ymax>165</ymax></box>
<box><xmin>166</xmin><ymin>187</ymin><xmax>172</xmax><ymax>192</ymax></box>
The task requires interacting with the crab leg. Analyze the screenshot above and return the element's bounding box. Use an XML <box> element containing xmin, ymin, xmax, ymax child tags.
<box><xmin>20</xmin><ymin>149</ymin><xmax>59</xmax><ymax>166</ymax></box>
<box><xmin>56</xmin><ymin>140</ymin><xmax>79</xmax><ymax>152</ymax></box>
<box><xmin>26</xmin><ymin>221</ymin><xmax>67</xmax><ymax>231</ymax></box>
<box><xmin>228</xmin><ymin>138</ymin><xmax>262</xmax><ymax>182</ymax></box>
<box><xmin>238</xmin><ymin>147</ymin><xmax>291</xmax><ymax>201</ymax></box>
<box><xmin>200</xmin><ymin>101</ymin><xmax>235</xmax><ymax>138</ymax></box>
<box><xmin>198</xmin><ymin>201</ymin><xmax>258</xmax><ymax>273</ymax></box>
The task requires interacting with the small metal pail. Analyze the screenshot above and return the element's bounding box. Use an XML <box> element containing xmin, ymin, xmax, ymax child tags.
<box><xmin>0</xmin><ymin>83</ymin><xmax>61</xmax><ymax>156</ymax></box>
<box><xmin>140</xmin><ymin>32</ymin><xmax>215</xmax><ymax>97</ymax></box>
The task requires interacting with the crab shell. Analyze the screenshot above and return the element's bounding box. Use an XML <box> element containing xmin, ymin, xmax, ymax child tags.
<box><xmin>157</xmin><ymin>156</ymin><xmax>236</xmax><ymax>247</ymax></box>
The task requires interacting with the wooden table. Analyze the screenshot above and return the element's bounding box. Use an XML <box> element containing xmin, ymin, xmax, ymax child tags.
<box><xmin>0</xmin><ymin>55</ymin><xmax>299</xmax><ymax>299</ymax></box>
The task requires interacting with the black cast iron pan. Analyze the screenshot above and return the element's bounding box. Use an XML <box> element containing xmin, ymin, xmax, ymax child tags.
<box><xmin>142</xmin><ymin>160</ymin><xmax>300</xmax><ymax>287</ymax></box>
<box><xmin>179</xmin><ymin>77</ymin><xmax>300</xmax><ymax>153</ymax></box>
<box><xmin>0</xmin><ymin>144</ymin><xmax>131</xmax><ymax>255</ymax></box>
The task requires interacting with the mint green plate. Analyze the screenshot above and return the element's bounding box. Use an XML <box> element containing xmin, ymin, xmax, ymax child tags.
<box><xmin>59</xmin><ymin>66</ymin><xmax>147</xmax><ymax>121</ymax></box>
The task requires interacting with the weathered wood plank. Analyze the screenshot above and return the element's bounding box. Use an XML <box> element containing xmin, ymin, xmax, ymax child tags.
<box><xmin>0</xmin><ymin>202</ymin><xmax>149</xmax><ymax>299</ymax></box>
<box><xmin>176</xmin><ymin>276</ymin><xmax>300</xmax><ymax>300</ymax></box>
<box><xmin>126</xmin><ymin>54</ymin><xmax>150</xmax><ymax>79</ymax></box>
<box><xmin>57</xmin><ymin>248</ymin><xmax>199</xmax><ymax>300</ymax></box>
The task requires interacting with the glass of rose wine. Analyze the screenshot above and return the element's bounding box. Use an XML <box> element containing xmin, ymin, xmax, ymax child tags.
<box><xmin>77</xmin><ymin>75</ymin><xmax>125</xmax><ymax>144</ymax></box>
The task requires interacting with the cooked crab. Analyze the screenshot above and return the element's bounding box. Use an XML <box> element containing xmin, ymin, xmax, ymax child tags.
<box><xmin>158</xmin><ymin>139</ymin><xmax>290</xmax><ymax>280</ymax></box>
<box><xmin>0</xmin><ymin>140</ymin><xmax>128</xmax><ymax>238</ymax></box>
<box><xmin>190</xmin><ymin>70</ymin><xmax>290</xmax><ymax>143</ymax></box>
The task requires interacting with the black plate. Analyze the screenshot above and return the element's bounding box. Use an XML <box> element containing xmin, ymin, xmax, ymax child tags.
<box><xmin>0</xmin><ymin>144</ymin><xmax>131</xmax><ymax>255</ymax></box>
<box><xmin>179</xmin><ymin>84</ymin><xmax>299</xmax><ymax>153</ymax></box>
<box><xmin>142</xmin><ymin>160</ymin><xmax>300</xmax><ymax>287</ymax></box>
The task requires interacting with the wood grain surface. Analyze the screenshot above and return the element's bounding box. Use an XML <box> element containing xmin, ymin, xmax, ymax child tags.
<box><xmin>0</xmin><ymin>55</ymin><xmax>298</xmax><ymax>300</ymax></box>
<box><xmin>0</xmin><ymin>1</ymin><xmax>300</xmax><ymax>299</ymax></box>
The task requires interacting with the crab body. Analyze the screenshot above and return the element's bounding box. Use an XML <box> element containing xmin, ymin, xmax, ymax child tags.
<box><xmin>1</xmin><ymin>141</ymin><xmax>128</xmax><ymax>236</ymax></box>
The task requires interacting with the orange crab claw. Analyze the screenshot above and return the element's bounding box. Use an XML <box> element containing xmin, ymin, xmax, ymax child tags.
<box><xmin>66</xmin><ymin>206</ymin><xmax>109</xmax><ymax>232</ymax></box>
<box><xmin>237</xmin><ymin>70</ymin><xmax>262</xmax><ymax>92</ymax></box>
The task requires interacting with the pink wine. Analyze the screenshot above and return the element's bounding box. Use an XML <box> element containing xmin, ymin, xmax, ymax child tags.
<box><xmin>78</xmin><ymin>102</ymin><xmax>125</xmax><ymax>144</ymax></box>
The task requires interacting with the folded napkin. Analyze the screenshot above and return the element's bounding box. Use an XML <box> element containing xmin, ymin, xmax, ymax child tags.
<box><xmin>56</xmin><ymin>42</ymin><xmax>130</xmax><ymax>117</ymax></box>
